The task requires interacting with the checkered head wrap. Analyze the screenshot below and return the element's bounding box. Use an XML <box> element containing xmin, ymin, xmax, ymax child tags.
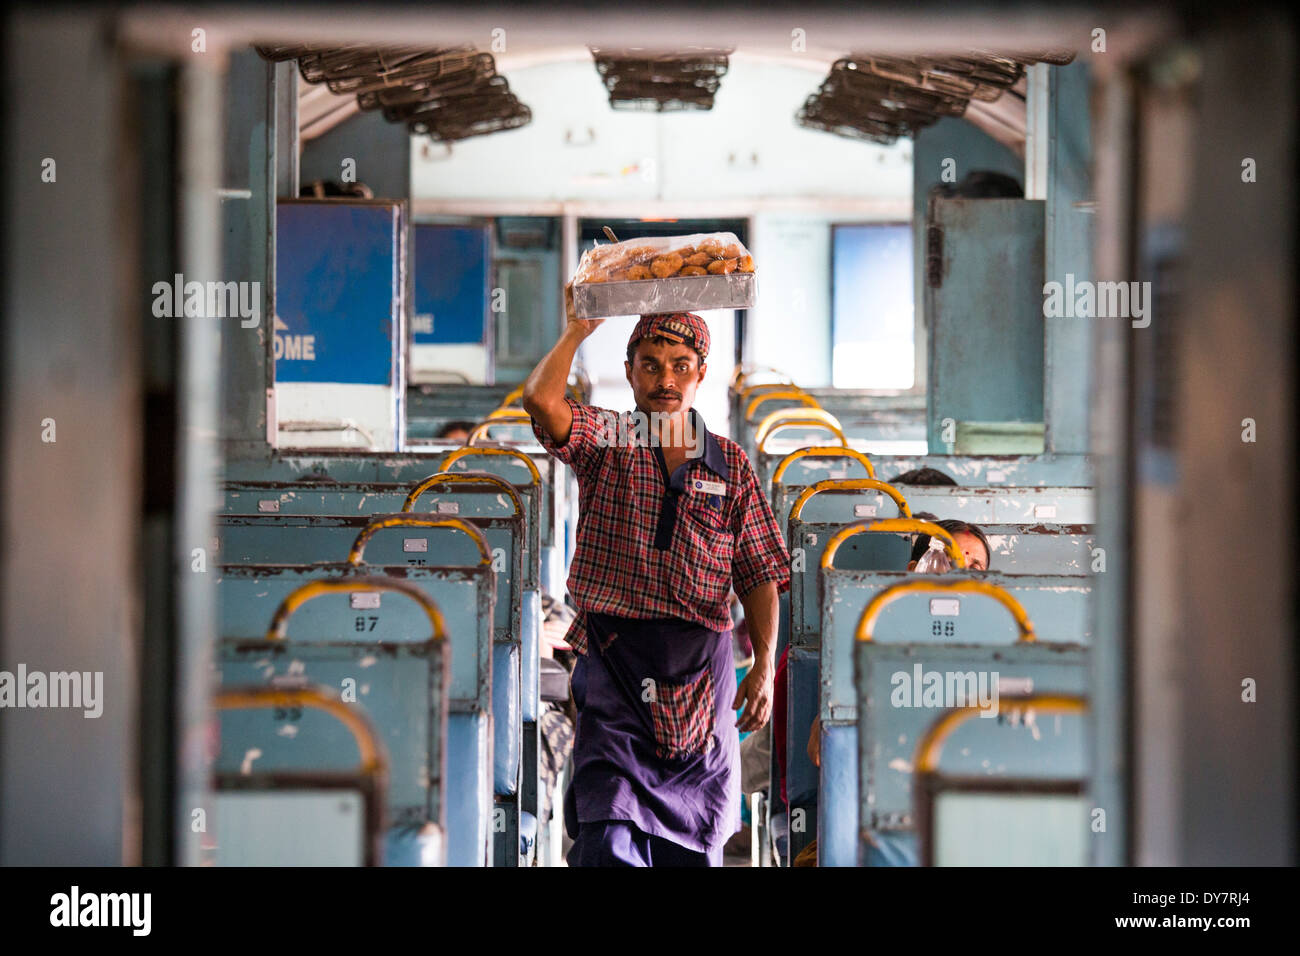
<box><xmin>627</xmin><ymin>312</ymin><xmax>710</xmax><ymax>362</ymax></box>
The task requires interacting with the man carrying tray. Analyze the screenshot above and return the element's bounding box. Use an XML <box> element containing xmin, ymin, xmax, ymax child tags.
<box><xmin>522</xmin><ymin>282</ymin><xmax>789</xmax><ymax>867</ymax></box>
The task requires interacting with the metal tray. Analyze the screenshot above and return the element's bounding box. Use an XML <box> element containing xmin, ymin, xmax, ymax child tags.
<box><xmin>572</xmin><ymin>272</ymin><xmax>756</xmax><ymax>318</ymax></box>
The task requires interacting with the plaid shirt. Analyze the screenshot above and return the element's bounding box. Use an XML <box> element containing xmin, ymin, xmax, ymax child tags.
<box><xmin>532</xmin><ymin>398</ymin><xmax>790</xmax><ymax>658</ymax></box>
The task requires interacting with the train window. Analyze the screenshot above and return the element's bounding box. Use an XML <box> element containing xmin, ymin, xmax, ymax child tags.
<box><xmin>493</xmin><ymin>217</ymin><xmax>562</xmax><ymax>384</ymax></box>
<box><xmin>830</xmin><ymin>222</ymin><xmax>915</xmax><ymax>389</ymax></box>
<box><xmin>410</xmin><ymin>220</ymin><xmax>493</xmax><ymax>386</ymax></box>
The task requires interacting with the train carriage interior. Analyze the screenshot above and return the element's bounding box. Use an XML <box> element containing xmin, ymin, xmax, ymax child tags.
<box><xmin>1</xmin><ymin>1</ymin><xmax>1295</xmax><ymax>873</ymax></box>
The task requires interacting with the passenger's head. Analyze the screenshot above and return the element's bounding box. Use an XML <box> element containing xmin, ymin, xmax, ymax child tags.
<box><xmin>625</xmin><ymin>313</ymin><xmax>709</xmax><ymax>417</ymax></box>
<box><xmin>909</xmin><ymin>519</ymin><xmax>991</xmax><ymax>572</ymax></box>
<box><xmin>890</xmin><ymin>467</ymin><xmax>957</xmax><ymax>486</ymax></box>
<box><xmin>437</xmin><ymin>420</ymin><xmax>474</xmax><ymax>443</ymax></box>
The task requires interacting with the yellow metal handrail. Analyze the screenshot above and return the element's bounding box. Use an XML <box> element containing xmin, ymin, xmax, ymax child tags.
<box><xmin>439</xmin><ymin>446</ymin><xmax>542</xmax><ymax>487</ymax></box>
<box><xmin>731</xmin><ymin>365</ymin><xmax>794</xmax><ymax>392</ymax></box>
<box><xmin>738</xmin><ymin>381</ymin><xmax>805</xmax><ymax>407</ymax></box>
<box><xmin>754</xmin><ymin>407</ymin><xmax>844</xmax><ymax>448</ymax></box>
<box><xmin>788</xmin><ymin>477</ymin><xmax>911</xmax><ymax>524</ymax></box>
<box><xmin>348</xmin><ymin>516</ymin><xmax>491</xmax><ymax>567</ymax></box>
<box><xmin>770</xmin><ymin>445</ymin><xmax>874</xmax><ymax>484</ymax></box>
<box><xmin>914</xmin><ymin>695</ymin><xmax>1087</xmax><ymax>774</ymax></box>
<box><xmin>486</xmin><ymin>407</ymin><xmax>530</xmax><ymax>421</ymax></box>
<box><xmin>757</xmin><ymin>420</ymin><xmax>847</xmax><ymax>456</ymax></box>
<box><xmin>744</xmin><ymin>389</ymin><xmax>820</xmax><ymax>423</ymax></box>
<box><xmin>215</xmin><ymin>686</ymin><xmax>387</xmax><ymax>777</ymax></box>
<box><xmin>821</xmin><ymin>519</ymin><xmax>964</xmax><ymax>570</ymax></box>
<box><xmin>264</xmin><ymin>577</ymin><xmax>448</xmax><ymax>644</ymax></box>
<box><xmin>855</xmin><ymin>578</ymin><xmax>1036</xmax><ymax>645</ymax></box>
<box><xmin>402</xmin><ymin>470</ymin><xmax>524</xmax><ymax>516</ymax></box>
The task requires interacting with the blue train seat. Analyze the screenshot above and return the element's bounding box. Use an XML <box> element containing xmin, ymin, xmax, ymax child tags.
<box><xmin>217</xmin><ymin>520</ymin><xmax>498</xmax><ymax>865</ymax></box>
<box><xmin>787</xmin><ymin>479</ymin><xmax>913</xmax><ymax>648</ymax></box>
<box><xmin>767</xmin><ymin>445</ymin><xmax>875</xmax><ymax>511</ymax></box>
<box><xmin>214</xmin><ymin>578</ymin><xmax>451</xmax><ymax>866</ymax></box>
<box><xmin>212</xmin><ymin>685</ymin><xmax>386</xmax><ymax>866</ymax></box>
<box><xmin>776</xmin><ymin>476</ymin><xmax>1096</xmax><ymax>536</ymax></box>
<box><xmin>912</xmin><ymin>695</ymin><xmax>1089</xmax><ymax>865</ymax></box>
<box><xmin>814</xmin><ymin>565</ymin><xmax>1092</xmax><ymax>866</ymax></box>
<box><xmin>847</xmin><ymin>580</ymin><xmax>1089</xmax><ymax>867</ymax></box>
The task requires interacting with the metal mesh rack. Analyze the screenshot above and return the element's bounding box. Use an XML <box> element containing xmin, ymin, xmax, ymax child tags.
<box><xmin>589</xmin><ymin>47</ymin><xmax>733</xmax><ymax>112</ymax></box>
<box><xmin>797</xmin><ymin>50</ymin><xmax>1076</xmax><ymax>144</ymax></box>
<box><xmin>256</xmin><ymin>42</ymin><xmax>531</xmax><ymax>143</ymax></box>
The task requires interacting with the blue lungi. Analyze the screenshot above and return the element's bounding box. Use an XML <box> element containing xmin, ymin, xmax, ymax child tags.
<box><xmin>564</xmin><ymin>612</ymin><xmax>740</xmax><ymax>866</ymax></box>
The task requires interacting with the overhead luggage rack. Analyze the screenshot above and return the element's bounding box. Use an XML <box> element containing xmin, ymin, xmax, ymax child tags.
<box><xmin>404</xmin><ymin>83</ymin><xmax>532</xmax><ymax>144</ymax></box>
<box><xmin>798</xmin><ymin>49</ymin><xmax>1075</xmax><ymax>144</ymax></box>
<box><xmin>356</xmin><ymin>53</ymin><xmax>498</xmax><ymax>118</ymax></box>
<box><xmin>589</xmin><ymin>47</ymin><xmax>733</xmax><ymax>112</ymax></box>
<box><xmin>255</xmin><ymin>42</ymin><xmax>532</xmax><ymax>143</ymax></box>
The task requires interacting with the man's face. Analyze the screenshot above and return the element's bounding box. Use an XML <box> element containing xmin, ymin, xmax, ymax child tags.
<box><xmin>624</xmin><ymin>337</ymin><xmax>706</xmax><ymax>417</ymax></box>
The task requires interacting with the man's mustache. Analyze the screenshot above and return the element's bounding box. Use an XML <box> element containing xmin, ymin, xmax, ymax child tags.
<box><xmin>650</xmin><ymin>390</ymin><xmax>681</xmax><ymax>399</ymax></box>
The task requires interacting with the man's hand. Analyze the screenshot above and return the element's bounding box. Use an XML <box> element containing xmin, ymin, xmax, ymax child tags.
<box><xmin>564</xmin><ymin>279</ymin><xmax>605</xmax><ymax>339</ymax></box>
<box><xmin>807</xmin><ymin>715</ymin><xmax>821</xmax><ymax>767</ymax></box>
<box><xmin>732</xmin><ymin>659</ymin><xmax>774</xmax><ymax>733</ymax></box>
<box><xmin>735</xmin><ymin>582</ymin><xmax>778</xmax><ymax>733</ymax></box>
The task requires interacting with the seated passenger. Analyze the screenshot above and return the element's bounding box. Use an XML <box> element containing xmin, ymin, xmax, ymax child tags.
<box><xmin>436</xmin><ymin>420</ymin><xmax>474</xmax><ymax>443</ymax></box>
<box><xmin>907</xmin><ymin>518</ymin><xmax>991</xmax><ymax>572</ymax></box>
<box><xmin>888</xmin><ymin>466</ymin><xmax>957</xmax><ymax>486</ymax></box>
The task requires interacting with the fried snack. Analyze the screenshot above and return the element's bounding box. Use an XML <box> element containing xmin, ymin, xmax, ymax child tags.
<box><xmin>650</xmin><ymin>253</ymin><xmax>684</xmax><ymax>278</ymax></box>
<box><xmin>579</xmin><ymin>244</ymin><xmax>656</xmax><ymax>280</ymax></box>
<box><xmin>574</xmin><ymin>233</ymin><xmax>754</xmax><ymax>289</ymax></box>
<box><xmin>622</xmin><ymin>245</ymin><xmax>659</xmax><ymax>264</ymax></box>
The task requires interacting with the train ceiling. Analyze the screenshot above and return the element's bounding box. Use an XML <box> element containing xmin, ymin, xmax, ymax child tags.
<box><xmin>262</xmin><ymin>43</ymin><xmax>1074</xmax><ymax>154</ymax></box>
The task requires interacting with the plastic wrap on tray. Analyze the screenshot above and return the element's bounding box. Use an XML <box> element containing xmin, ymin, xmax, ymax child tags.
<box><xmin>571</xmin><ymin>231</ymin><xmax>757</xmax><ymax>317</ymax></box>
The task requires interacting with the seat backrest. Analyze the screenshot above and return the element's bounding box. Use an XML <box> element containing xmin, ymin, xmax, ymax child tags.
<box><xmin>861</xmin><ymin>453</ymin><xmax>1094</xmax><ymax>488</ymax></box>
<box><xmin>786</xmin><ymin>480</ymin><xmax>914</xmax><ymax>648</ymax></box>
<box><xmin>437</xmin><ymin>445</ymin><xmax>553</xmax><ymax>564</ymax></box>
<box><xmin>211</xmin><ymin>684</ymin><xmax>388</xmax><ymax>866</ymax></box>
<box><xmin>767</xmin><ymin>446</ymin><xmax>875</xmax><ymax>509</ymax></box>
<box><xmin>216</xmin><ymin>578</ymin><xmax>450</xmax><ymax>839</ymax></box>
<box><xmin>913</xmin><ymin>695</ymin><xmax>1089</xmax><ymax>866</ymax></box>
<box><xmin>218</xmin><ymin>562</ymin><xmax>493</xmax><ymax>714</ymax></box>
<box><xmin>779</xmin><ymin>480</ymin><xmax>1095</xmax><ymax>534</ymax></box>
<box><xmin>822</xmin><ymin>570</ymin><xmax>1092</xmax><ymax>720</ymax></box>
<box><xmin>217</xmin><ymin>511</ymin><xmax>523</xmax><ymax>647</ymax></box>
<box><xmin>855</xmin><ymin>626</ymin><xmax>1088</xmax><ymax>837</ymax></box>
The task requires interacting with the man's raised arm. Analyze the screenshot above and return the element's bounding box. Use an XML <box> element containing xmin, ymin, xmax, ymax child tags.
<box><xmin>522</xmin><ymin>280</ymin><xmax>604</xmax><ymax>445</ymax></box>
